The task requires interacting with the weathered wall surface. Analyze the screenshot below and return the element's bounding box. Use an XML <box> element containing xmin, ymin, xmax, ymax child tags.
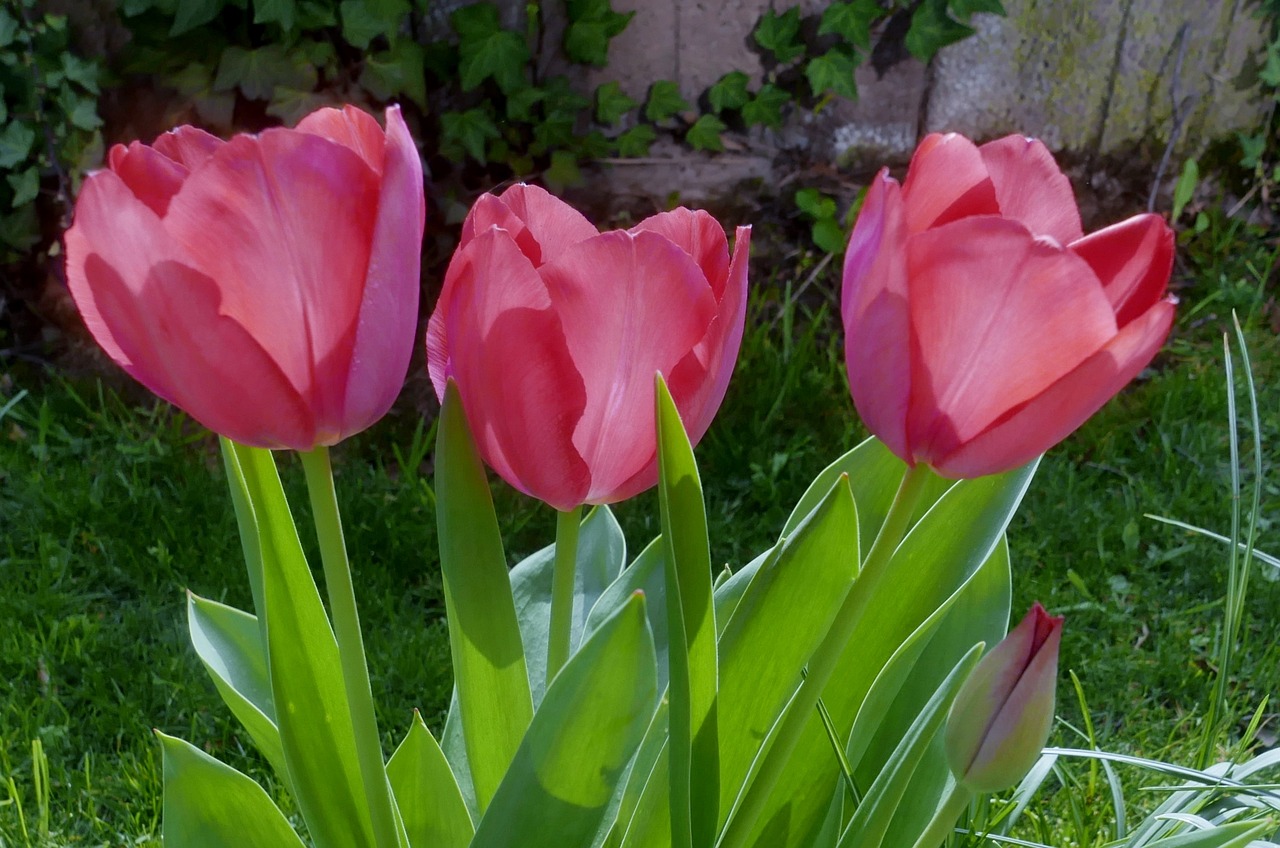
<box><xmin>552</xmin><ymin>0</ymin><xmax>1266</xmax><ymax>197</ymax></box>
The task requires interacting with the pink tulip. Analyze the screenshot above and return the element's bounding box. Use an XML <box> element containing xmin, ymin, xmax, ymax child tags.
<box><xmin>843</xmin><ymin>133</ymin><xmax>1175</xmax><ymax>478</ymax></box>
<box><xmin>65</xmin><ymin>105</ymin><xmax>425</xmax><ymax>450</ymax></box>
<box><xmin>945</xmin><ymin>603</ymin><xmax>1063</xmax><ymax>793</ymax></box>
<box><xmin>427</xmin><ymin>184</ymin><xmax>750</xmax><ymax>511</ymax></box>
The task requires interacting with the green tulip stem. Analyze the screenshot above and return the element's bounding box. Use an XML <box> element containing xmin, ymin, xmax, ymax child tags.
<box><xmin>547</xmin><ymin>504</ymin><xmax>584</xmax><ymax>682</ymax></box>
<box><xmin>908</xmin><ymin>781</ymin><xmax>972</xmax><ymax>848</ymax></box>
<box><xmin>717</xmin><ymin>462</ymin><xmax>932</xmax><ymax>848</ymax></box>
<box><xmin>300</xmin><ymin>447</ymin><xmax>403</xmax><ymax>848</ymax></box>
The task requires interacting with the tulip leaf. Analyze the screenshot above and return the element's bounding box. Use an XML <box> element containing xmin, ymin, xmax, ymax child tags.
<box><xmin>157</xmin><ymin>731</ymin><xmax>305</xmax><ymax>848</ymax></box>
<box><xmin>231</xmin><ymin>444</ymin><xmax>375</xmax><ymax>848</ymax></box>
<box><xmin>780</xmin><ymin>436</ymin><xmax>951</xmax><ymax>547</ymax></box>
<box><xmin>434</xmin><ymin>380</ymin><xmax>534</xmax><ymax>813</ymax></box>
<box><xmin>585</xmin><ymin>535</ymin><xmax>670</xmax><ymax>694</ymax></box>
<box><xmin>186</xmin><ymin>593</ymin><xmax>287</xmax><ymax>782</ymax></box>
<box><xmin>743</xmin><ymin>460</ymin><xmax>1037</xmax><ymax>848</ymax></box>
<box><xmin>836</xmin><ymin>644</ymin><xmax>983</xmax><ymax>848</ymax></box>
<box><xmin>219</xmin><ymin>436</ymin><xmax>266</xmax><ymax>629</ymax></box>
<box><xmin>470</xmin><ymin>593</ymin><xmax>657</xmax><ymax>848</ymax></box>
<box><xmin>850</xmin><ymin>540</ymin><xmax>1011</xmax><ymax>847</ymax></box>
<box><xmin>717</xmin><ymin>474</ymin><xmax>860</xmax><ymax>821</ymax></box>
<box><xmin>510</xmin><ymin>504</ymin><xmax>627</xmax><ymax>705</ymax></box>
<box><xmin>654</xmin><ymin>375</ymin><xmax>719</xmax><ymax>848</ymax></box>
<box><xmin>387</xmin><ymin>711</ymin><xmax>474</xmax><ymax>848</ymax></box>
<box><xmin>594</xmin><ymin>696</ymin><xmax>670</xmax><ymax>848</ymax></box>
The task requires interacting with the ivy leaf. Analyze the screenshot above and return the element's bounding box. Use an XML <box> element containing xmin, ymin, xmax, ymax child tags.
<box><xmin>753</xmin><ymin>7</ymin><xmax>804</xmax><ymax>64</ymax></box>
<box><xmin>295</xmin><ymin>0</ymin><xmax>337</xmax><ymax>28</ymax></box>
<box><xmin>685</xmin><ymin>114</ymin><xmax>726</xmax><ymax>152</ymax></box>
<box><xmin>563</xmin><ymin>0</ymin><xmax>633</xmax><ymax>66</ymax></box>
<box><xmin>812</xmin><ymin>217</ymin><xmax>846</xmax><ymax>254</ymax></box>
<box><xmin>0</xmin><ymin>122</ymin><xmax>36</xmax><ymax>169</ymax></box>
<box><xmin>742</xmin><ymin>83</ymin><xmax>789</xmax><ymax>129</ymax></box>
<box><xmin>645</xmin><ymin>79</ymin><xmax>689</xmax><ymax>122</ymax></box>
<box><xmin>708</xmin><ymin>71</ymin><xmax>750</xmax><ymax>113</ymax></box>
<box><xmin>595</xmin><ymin>80</ymin><xmax>636</xmax><ymax>125</ymax></box>
<box><xmin>7</xmin><ymin>166</ymin><xmax>38</xmax><ymax>209</ymax></box>
<box><xmin>951</xmin><ymin>0</ymin><xmax>1005</xmax><ymax>17</ymax></box>
<box><xmin>450</xmin><ymin>1</ymin><xmax>501</xmax><ymax>40</ymax></box>
<box><xmin>795</xmin><ymin>187</ymin><xmax>837</xmax><ymax>221</ymax></box>
<box><xmin>340</xmin><ymin>0</ymin><xmax>388</xmax><ymax>49</ymax></box>
<box><xmin>506</xmin><ymin>86</ymin><xmax>545</xmax><ymax>123</ymax></box>
<box><xmin>60</xmin><ymin>89</ymin><xmax>103</xmax><ymax>131</ymax></box>
<box><xmin>614</xmin><ymin>124</ymin><xmax>656</xmax><ymax>158</ymax></box>
<box><xmin>214</xmin><ymin>45</ymin><xmax>316</xmax><ymax>101</ymax></box>
<box><xmin>577</xmin><ymin>129</ymin><xmax>612</xmax><ymax>159</ymax></box>
<box><xmin>383</xmin><ymin>38</ymin><xmax>427</xmax><ymax>109</ymax></box>
<box><xmin>59</xmin><ymin>54</ymin><xmax>100</xmax><ymax>93</ymax></box>
<box><xmin>0</xmin><ymin>9</ymin><xmax>17</xmax><ymax>48</ymax></box>
<box><xmin>905</xmin><ymin>0</ymin><xmax>973</xmax><ymax>63</ymax></box>
<box><xmin>170</xmin><ymin>0</ymin><xmax>225</xmax><ymax>36</ymax></box>
<box><xmin>266</xmin><ymin>87</ymin><xmax>332</xmax><ymax>124</ymax></box>
<box><xmin>1261</xmin><ymin>41</ymin><xmax>1280</xmax><ymax>88</ymax></box>
<box><xmin>540</xmin><ymin>75</ymin><xmax>591</xmax><ymax>116</ymax></box>
<box><xmin>819</xmin><ymin>0</ymin><xmax>882</xmax><ymax>50</ymax></box>
<box><xmin>253</xmin><ymin>0</ymin><xmax>296</xmax><ymax>32</ymax></box>
<box><xmin>544</xmin><ymin>149</ymin><xmax>584</xmax><ymax>191</ymax></box>
<box><xmin>454</xmin><ymin>3</ymin><xmax>529</xmax><ymax>93</ymax></box>
<box><xmin>806</xmin><ymin>48</ymin><xmax>858</xmax><ymax>100</ymax></box>
<box><xmin>441</xmin><ymin>107</ymin><xmax>500</xmax><ymax>163</ymax></box>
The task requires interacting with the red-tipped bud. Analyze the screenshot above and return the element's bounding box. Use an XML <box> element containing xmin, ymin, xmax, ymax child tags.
<box><xmin>945</xmin><ymin>603</ymin><xmax>1063</xmax><ymax>793</ymax></box>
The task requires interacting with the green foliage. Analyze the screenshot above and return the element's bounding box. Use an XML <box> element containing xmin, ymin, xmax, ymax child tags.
<box><xmin>795</xmin><ymin>187</ymin><xmax>850</xmax><ymax>254</ymax></box>
<box><xmin>645</xmin><ymin>79</ymin><xmax>690</xmax><ymax>123</ymax></box>
<box><xmin>0</xmin><ymin>0</ymin><xmax>102</xmax><ymax>262</ymax></box>
<box><xmin>685</xmin><ymin>114</ymin><xmax>727</xmax><ymax>152</ymax></box>
<box><xmin>753</xmin><ymin>7</ymin><xmax>805</xmax><ymax>64</ymax></box>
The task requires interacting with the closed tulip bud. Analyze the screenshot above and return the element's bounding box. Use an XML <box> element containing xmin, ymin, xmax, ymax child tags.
<box><xmin>945</xmin><ymin>603</ymin><xmax>1063</xmax><ymax>794</ymax></box>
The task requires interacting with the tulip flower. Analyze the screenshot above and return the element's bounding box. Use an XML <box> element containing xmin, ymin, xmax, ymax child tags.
<box><xmin>945</xmin><ymin>603</ymin><xmax>1063</xmax><ymax>794</ymax></box>
<box><xmin>427</xmin><ymin>183</ymin><xmax>750</xmax><ymax>512</ymax></box>
<box><xmin>65</xmin><ymin>104</ymin><xmax>426</xmax><ymax>450</ymax></box>
<box><xmin>842</xmin><ymin>132</ymin><xmax>1176</xmax><ymax>478</ymax></box>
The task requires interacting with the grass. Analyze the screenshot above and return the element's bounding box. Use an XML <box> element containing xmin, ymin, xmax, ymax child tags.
<box><xmin>0</xmin><ymin>210</ymin><xmax>1277</xmax><ymax>845</ymax></box>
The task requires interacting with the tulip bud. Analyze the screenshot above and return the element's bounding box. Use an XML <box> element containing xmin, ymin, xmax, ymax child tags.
<box><xmin>945</xmin><ymin>603</ymin><xmax>1063</xmax><ymax>793</ymax></box>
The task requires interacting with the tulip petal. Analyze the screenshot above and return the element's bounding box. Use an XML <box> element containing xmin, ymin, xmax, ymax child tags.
<box><xmin>979</xmin><ymin>136</ymin><xmax>1083</xmax><ymax>244</ymax></box>
<box><xmin>539</xmin><ymin>230</ymin><xmax>716</xmax><ymax>503</ymax></box>
<box><xmin>440</xmin><ymin>229</ymin><xmax>591</xmax><ymax>510</ymax></box>
<box><xmin>151</xmin><ymin>125</ymin><xmax>224</xmax><ymax>171</ymax></box>
<box><xmin>65</xmin><ymin>171</ymin><xmax>314</xmax><ymax>448</ymax></box>
<box><xmin>631</xmin><ymin>208</ymin><xmax>731</xmax><ymax>297</ymax></box>
<box><xmin>341</xmin><ymin>106</ymin><xmax>425</xmax><ymax>438</ymax></box>
<box><xmin>842</xmin><ymin>172</ymin><xmax>913</xmax><ymax>462</ymax></box>
<box><xmin>933</xmin><ymin>297</ymin><xmax>1174</xmax><ymax>478</ymax></box>
<box><xmin>900</xmin><ymin>133</ymin><xmax>999</xmax><ymax>232</ymax></box>
<box><xmin>495</xmin><ymin>183</ymin><xmax>598</xmax><ymax>264</ymax></box>
<box><xmin>906</xmin><ymin>217</ymin><xmax>1119</xmax><ymax>464</ymax></box>
<box><xmin>1070</xmin><ymin>213</ymin><xmax>1174</xmax><ymax>328</ymax></box>
<box><xmin>458</xmin><ymin>193</ymin><xmax>545</xmax><ymax>262</ymax></box>
<box><xmin>296</xmin><ymin>104</ymin><xmax>387</xmax><ymax>173</ymax></box>
<box><xmin>108</xmin><ymin>142</ymin><xmax>189</xmax><ymax>216</ymax></box>
<box><xmin>611</xmin><ymin>225</ymin><xmax>750</xmax><ymax>502</ymax></box>
<box><xmin>162</xmin><ymin>130</ymin><xmax>380</xmax><ymax>437</ymax></box>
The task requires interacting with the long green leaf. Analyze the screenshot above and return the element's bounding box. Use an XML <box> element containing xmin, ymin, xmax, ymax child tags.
<box><xmin>1144</xmin><ymin>821</ymin><xmax>1271</xmax><ymax>848</ymax></box>
<box><xmin>717</xmin><ymin>474</ymin><xmax>860</xmax><ymax>821</ymax></box>
<box><xmin>158</xmin><ymin>731</ymin><xmax>305</xmax><ymax>848</ymax></box>
<box><xmin>220</xmin><ymin>436</ymin><xmax>266</xmax><ymax>624</ymax></box>
<box><xmin>471</xmin><ymin>593</ymin><xmax>657</xmax><ymax>848</ymax></box>
<box><xmin>585</xmin><ymin>536</ymin><xmax>670</xmax><ymax>693</ymax></box>
<box><xmin>233</xmin><ymin>443</ymin><xmax>375</xmax><ymax>848</ymax></box>
<box><xmin>744</xmin><ymin>460</ymin><xmax>1038</xmax><ymax>847</ymax></box>
<box><xmin>837</xmin><ymin>645</ymin><xmax>984</xmax><ymax>848</ymax></box>
<box><xmin>655</xmin><ymin>375</ymin><xmax>719</xmax><ymax>848</ymax></box>
<box><xmin>434</xmin><ymin>380</ymin><xmax>534</xmax><ymax>813</ymax></box>
<box><xmin>387</xmin><ymin>711</ymin><xmax>474</xmax><ymax>848</ymax></box>
<box><xmin>186</xmin><ymin>593</ymin><xmax>285</xmax><ymax>781</ymax></box>
<box><xmin>510</xmin><ymin>505</ymin><xmax>627</xmax><ymax>705</ymax></box>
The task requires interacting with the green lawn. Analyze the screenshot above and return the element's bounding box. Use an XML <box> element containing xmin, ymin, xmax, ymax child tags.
<box><xmin>1</xmin><ymin>212</ymin><xmax>1277</xmax><ymax>845</ymax></box>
